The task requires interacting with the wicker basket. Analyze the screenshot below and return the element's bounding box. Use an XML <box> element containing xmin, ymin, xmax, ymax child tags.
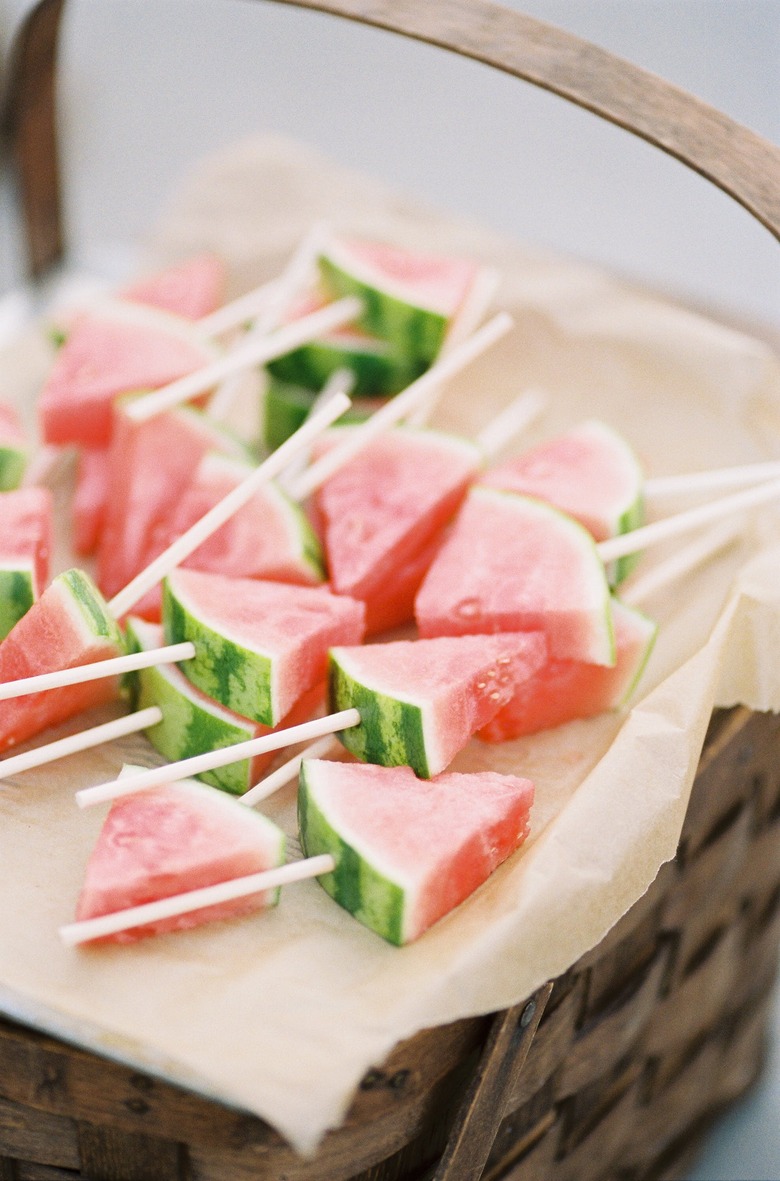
<box><xmin>3</xmin><ymin>4</ymin><xmax>780</xmax><ymax>1179</ymax></box>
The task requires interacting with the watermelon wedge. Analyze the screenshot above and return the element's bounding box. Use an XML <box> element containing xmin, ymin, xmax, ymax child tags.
<box><xmin>38</xmin><ymin>300</ymin><xmax>220</xmax><ymax>448</ymax></box>
<box><xmin>146</xmin><ymin>451</ymin><xmax>324</xmax><ymax>587</ymax></box>
<box><xmin>0</xmin><ymin>488</ymin><xmax>52</xmax><ymax>640</ymax></box>
<box><xmin>97</xmin><ymin>401</ymin><xmax>248</xmax><ymax>607</ymax></box>
<box><xmin>266</xmin><ymin>289</ymin><xmax>422</xmax><ymax>397</ymax></box>
<box><xmin>478</xmin><ymin>599</ymin><xmax>657</xmax><ymax>742</ymax></box>
<box><xmin>329</xmin><ymin>631</ymin><xmax>546</xmax><ymax>777</ymax></box>
<box><xmin>72</xmin><ymin>447</ymin><xmax>109</xmax><ymax>557</ymax></box>
<box><xmin>0</xmin><ymin>403</ymin><xmax>29</xmax><ymax>490</ymax></box>
<box><xmin>0</xmin><ymin>569</ymin><xmax>125</xmax><ymax>752</ymax></box>
<box><xmin>314</xmin><ymin>426</ymin><xmax>482</xmax><ymax>632</ymax></box>
<box><xmin>262</xmin><ymin>376</ymin><xmax>381</xmax><ymax>452</ymax></box>
<box><xmin>125</xmin><ymin>617</ymin><xmax>325</xmax><ymax>795</ymax></box>
<box><xmin>481</xmin><ymin>419</ymin><xmax>645</xmax><ymax>584</ymax></box>
<box><xmin>416</xmin><ymin>487</ymin><xmax>616</xmax><ymax>667</ymax></box>
<box><xmin>120</xmin><ymin>254</ymin><xmax>227</xmax><ymax>321</ymax></box>
<box><xmin>299</xmin><ymin>759</ymin><xmax>534</xmax><ymax>944</ymax></box>
<box><xmin>317</xmin><ymin>237</ymin><xmax>480</xmax><ymax>366</ymax></box>
<box><xmin>75</xmin><ymin>773</ymin><xmax>286</xmax><ymax>943</ymax></box>
<box><xmin>163</xmin><ymin>569</ymin><xmax>365</xmax><ymax>726</ymax></box>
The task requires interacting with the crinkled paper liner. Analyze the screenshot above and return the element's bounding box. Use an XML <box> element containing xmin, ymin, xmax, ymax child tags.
<box><xmin>1</xmin><ymin>136</ymin><xmax>779</xmax><ymax>1155</ymax></box>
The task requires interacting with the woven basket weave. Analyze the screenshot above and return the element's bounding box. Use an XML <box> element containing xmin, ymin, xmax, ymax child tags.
<box><xmin>3</xmin><ymin>4</ymin><xmax>780</xmax><ymax>1179</ymax></box>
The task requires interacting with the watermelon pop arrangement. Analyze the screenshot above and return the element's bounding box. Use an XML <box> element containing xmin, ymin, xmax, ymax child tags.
<box><xmin>4</xmin><ymin>228</ymin><xmax>779</xmax><ymax>968</ymax></box>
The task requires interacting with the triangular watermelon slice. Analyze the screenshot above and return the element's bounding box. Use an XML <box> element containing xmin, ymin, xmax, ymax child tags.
<box><xmin>0</xmin><ymin>569</ymin><xmax>125</xmax><ymax>752</ymax></box>
<box><xmin>314</xmin><ymin>426</ymin><xmax>482</xmax><ymax>633</ymax></box>
<box><xmin>481</xmin><ymin>419</ymin><xmax>645</xmax><ymax>584</ymax></box>
<box><xmin>416</xmin><ymin>487</ymin><xmax>616</xmax><ymax>667</ymax></box>
<box><xmin>120</xmin><ymin>254</ymin><xmax>227</xmax><ymax>321</ymax></box>
<box><xmin>97</xmin><ymin>402</ymin><xmax>248</xmax><ymax>607</ymax></box>
<box><xmin>299</xmin><ymin>759</ymin><xmax>534</xmax><ymax>944</ymax></box>
<box><xmin>479</xmin><ymin>599</ymin><xmax>657</xmax><ymax>742</ymax></box>
<box><xmin>329</xmin><ymin>631</ymin><xmax>547</xmax><ymax>777</ymax></box>
<box><xmin>126</xmin><ymin>617</ymin><xmax>325</xmax><ymax>795</ymax></box>
<box><xmin>146</xmin><ymin>451</ymin><xmax>324</xmax><ymax>587</ymax></box>
<box><xmin>317</xmin><ymin>237</ymin><xmax>480</xmax><ymax>366</ymax></box>
<box><xmin>163</xmin><ymin>569</ymin><xmax>366</xmax><ymax>726</ymax></box>
<box><xmin>0</xmin><ymin>488</ymin><xmax>52</xmax><ymax>640</ymax></box>
<box><xmin>38</xmin><ymin>300</ymin><xmax>220</xmax><ymax>448</ymax></box>
<box><xmin>72</xmin><ymin>447</ymin><xmax>109</xmax><ymax>557</ymax></box>
<box><xmin>75</xmin><ymin>773</ymin><xmax>286</xmax><ymax>943</ymax></box>
<box><xmin>0</xmin><ymin>403</ymin><xmax>29</xmax><ymax>490</ymax></box>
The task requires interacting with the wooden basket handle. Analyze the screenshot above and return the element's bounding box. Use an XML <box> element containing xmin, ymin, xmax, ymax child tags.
<box><xmin>4</xmin><ymin>0</ymin><xmax>780</xmax><ymax>277</ymax></box>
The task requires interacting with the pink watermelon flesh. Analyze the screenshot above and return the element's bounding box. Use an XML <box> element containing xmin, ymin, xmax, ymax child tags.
<box><xmin>97</xmin><ymin>403</ymin><xmax>244</xmax><ymax>606</ymax></box>
<box><xmin>480</xmin><ymin>419</ymin><xmax>643</xmax><ymax>542</ymax></box>
<box><xmin>301</xmin><ymin>760</ymin><xmax>534</xmax><ymax>943</ymax></box>
<box><xmin>120</xmin><ymin>254</ymin><xmax>227</xmax><ymax>321</ymax></box>
<box><xmin>415</xmin><ymin>487</ymin><xmax>615</xmax><ymax>666</ymax></box>
<box><xmin>75</xmin><ymin>779</ymin><xmax>285</xmax><ymax>943</ymax></box>
<box><xmin>1</xmin><ymin>487</ymin><xmax>52</xmax><ymax>594</ymax></box>
<box><xmin>338</xmin><ymin>239</ymin><xmax>478</xmax><ymax>315</ymax></box>
<box><xmin>73</xmin><ymin>447</ymin><xmax>109</xmax><ymax>557</ymax></box>
<box><xmin>361</xmin><ymin>531</ymin><xmax>444</xmax><ymax>636</ymax></box>
<box><xmin>314</xmin><ymin>427</ymin><xmax>481</xmax><ymax>624</ymax></box>
<box><xmin>146</xmin><ymin>453</ymin><xmax>322</xmax><ymax>587</ymax></box>
<box><xmin>0</xmin><ymin>571</ymin><xmax>124</xmax><ymax>752</ymax></box>
<box><xmin>38</xmin><ymin>304</ymin><xmax>216</xmax><ymax>448</ymax></box>
<box><xmin>479</xmin><ymin>600</ymin><xmax>656</xmax><ymax>742</ymax></box>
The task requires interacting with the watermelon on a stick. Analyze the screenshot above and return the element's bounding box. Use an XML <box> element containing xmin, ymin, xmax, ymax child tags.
<box><xmin>0</xmin><ymin>487</ymin><xmax>52</xmax><ymax>640</ymax></box>
<box><xmin>299</xmin><ymin>759</ymin><xmax>535</xmax><ymax>945</ymax></box>
<box><xmin>120</xmin><ymin>254</ymin><xmax>227</xmax><ymax>321</ymax></box>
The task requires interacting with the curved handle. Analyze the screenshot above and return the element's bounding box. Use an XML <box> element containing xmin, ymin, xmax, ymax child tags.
<box><xmin>4</xmin><ymin>0</ymin><xmax>780</xmax><ymax>277</ymax></box>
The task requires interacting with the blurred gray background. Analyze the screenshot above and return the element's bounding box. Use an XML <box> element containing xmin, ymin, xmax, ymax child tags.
<box><xmin>0</xmin><ymin>3</ymin><xmax>778</xmax><ymax>1178</ymax></box>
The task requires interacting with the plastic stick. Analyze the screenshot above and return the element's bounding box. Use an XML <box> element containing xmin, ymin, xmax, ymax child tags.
<box><xmin>123</xmin><ymin>296</ymin><xmax>361</xmax><ymax>424</ymax></box>
<box><xmin>621</xmin><ymin>519</ymin><xmax>743</xmax><ymax>608</ymax></box>
<box><xmin>240</xmin><ymin>735</ymin><xmax>339</xmax><ymax>807</ymax></box>
<box><xmin>597</xmin><ymin>476</ymin><xmax>780</xmax><ymax>565</ymax></box>
<box><xmin>75</xmin><ymin>709</ymin><xmax>361</xmax><ymax>808</ymax></box>
<box><xmin>108</xmin><ymin>390</ymin><xmax>351</xmax><ymax>619</ymax></box>
<box><xmin>276</xmin><ymin>368</ymin><xmax>355</xmax><ymax>496</ymax></box>
<box><xmin>0</xmin><ymin>643</ymin><xmax>195</xmax><ymax>702</ymax></box>
<box><xmin>645</xmin><ymin>460</ymin><xmax>780</xmax><ymax>501</ymax></box>
<box><xmin>207</xmin><ymin>223</ymin><xmax>329</xmax><ymax>420</ymax></box>
<box><xmin>58</xmin><ymin>854</ymin><xmax>335</xmax><ymax>946</ymax></box>
<box><xmin>476</xmin><ymin>389</ymin><xmax>547</xmax><ymax>460</ymax></box>
<box><xmin>0</xmin><ymin>707</ymin><xmax>162</xmax><ymax>780</ymax></box>
<box><xmin>288</xmin><ymin>312</ymin><xmax>513</xmax><ymax>501</ymax></box>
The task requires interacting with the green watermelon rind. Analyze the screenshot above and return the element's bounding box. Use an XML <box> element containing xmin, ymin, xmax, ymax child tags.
<box><xmin>610</xmin><ymin>493</ymin><xmax>645</xmax><ymax>585</ymax></box>
<box><xmin>162</xmin><ymin>577</ymin><xmax>275</xmax><ymax>726</ymax></box>
<box><xmin>298</xmin><ymin>760</ymin><xmax>406</xmax><ymax>945</ymax></box>
<box><xmin>266</xmin><ymin>335</ymin><xmax>422</xmax><ymax>398</ymax></box>
<box><xmin>0</xmin><ymin>446</ymin><xmax>28</xmax><ymax>492</ymax></box>
<box><xmin>61</xmin><ymin>569</ymin><xmax>125</xmax><ymax>650</ymax></box>
<box><xmin>318</xmin><ymin>252</ymin><xmax>447</xmax><ymax>367</ymax></box>
<box><xmin>329</xmin><ymin>650</ymin><xmax>432</xmax><ymax>778</ymax></box>
<box><xmin>0</xmin><ymin>565</ymin><xmax>35</xmax><ymax>641</ymax></box>
<box><xmin>125</xmin><ymin>618</ymin><xmax>256</xmax><ymax>795</ymax></box>
<box><xmin>613</xmin><ymin>600</ymin><xmax>658</xmax><ymax>707</ymax></box>
<box><xmin>262</xmin><ymin>379</ymin><xmax>380</xmax><ymax>451</ymax></box>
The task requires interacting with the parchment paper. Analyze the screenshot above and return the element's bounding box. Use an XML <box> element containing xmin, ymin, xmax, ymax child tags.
<box><xmin>1</xmin><ymin>136</ymin><xmax>780</xmax><ymax>1154</ymax></box>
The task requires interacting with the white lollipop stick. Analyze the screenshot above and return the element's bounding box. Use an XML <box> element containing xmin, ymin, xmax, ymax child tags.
<box><xmin>108</xmin><ymin>390</ymin><xmax>351</xmax><ymax>619</ymax></box>
<box><xmin>124</xmin><ymin>296</ymin><xmax>361</xmax><ymax>424</ymax></box>
<box><xmin>207</xmin><ymin>223</ymin><xmax>329</xmax><ymax>421</ymax></box>
<box><xmin>597</xmin><ymin>476</ymin><xmax>780</xmax><ymax>565</ymax></box>
<box><xmin>288</xmin><ymin>312</ymin><xmax>513</xmax><ymax>501</ymax></box>
<box><xmin>476</xmin><ymin>389</ymin><xmax>547</xmax><ymax>460</ymax></box>
<box><xmin>59</xmin><ymin>854</ymin><xmax>335</xmax><ymax>946</ymax></box>
<box><xmin>276</xmin><ymin>368</ymin><xmax>356</xmax><ymax>496</ymax></box>
<box><xmin>240</xmin><ymin>735</ymin><xmax>339</xmax><ymax>807</ymax></box>
<box><xmin>75</xmin><ymin>708</ymin><xmax>361</xmax><ymax>808</ymax></box>
<box><xmin>196</xmin><ymin>281</ymin><xmax>277</xmax><ymax>339</ymax></box>
<box><xmin>621</xmin><ymin>518</ymin><xmax>743</xmax><ymax>608</ymax></box>
<box><xmin>645</xmin><ymin>460</ymin><xmax>780</xmax><ymax>502</ymax></box>
<box><xmin>0</xmin><ymin>707</ymin><xmax>162</xmax><ymax>780</ymax></box>
<box><xmin>0</xmin><ymin>643</ymin><xmax>195</xmax><ymax>702</ymax></box>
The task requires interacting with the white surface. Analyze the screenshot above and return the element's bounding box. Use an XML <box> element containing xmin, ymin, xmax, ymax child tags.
<box><xmin>0</xmin><ymin>2</ymin><xmax>778</xmax><ymax>1176</ymax></box>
